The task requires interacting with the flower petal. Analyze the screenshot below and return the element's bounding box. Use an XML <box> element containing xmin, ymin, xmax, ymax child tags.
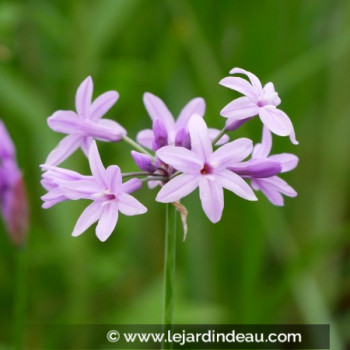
<box><xmin>117</xmin><ymin>192</ymin><xmax>147</xmax><ymax>216</ymax></box>
<box><xmin>210</xmin><ymin>138</ymin><xmax>253</xmax><ymax>168</ymax></box>
<box><xmin>122</xmin><ymin>178</ymin><xmax>142</xmax><ymax>194</ymax></box>
<box><xmin>188</xmin><ymin>114</ymin><xmax>212</xmax><ymax>161</ymax></box>
<box><xmin>136</xmin><ymin>129</ymin><xmax>154</xmax><ymax>150</ymax></box>
<box><xmin>260</xmin><ymin>176</ymin><xmax>297</xmax><ymax>197</ymax></box>
<box><xmin>259</xmin><ymin>106</ymin><xmax>294</xmax><ymax>137</ymax></box>
<box><xmin>152</xmin><ymin>119</ymin><xmax>168</xmax><ymax>150</ymax></box>
<box><xmin>72</xmin><ymin>201</ymin><xmax>103</xmax><ymax>237</ymax></box>
<box><xmin>45</xmin><ymin>134</ymin><xmax>82</xmax><ymax>166</ymax></box>
<box><xmin>131</xmin><ymin>151</ymin><xmax>156</xmax><ymax>172</ymax></box>
<box><xmin>175</xmin><ymin>128</ymin><xmax>191</xmax><ymax>149</ymax></box>
<box><xmin>252</xmin><ymin>127</ymin><xmax>272</xmax><ymax>159</ymax></box>
<box><xmin>229</xmin><ymin>159</ymin><xmax>282</xmax><ymax>178</ymax></box>
<box><xmin>156</xmin><ymin>146</ymin><xmax>203</xmax><ymax>173</ymax></box>
<box><xmin>215</xmin><ymin>169</ymin><xmax>257</xmax><ymax>201</ymax></box>
<box><xmin>268</xmin><ymin>153</ymin><xmax>299</xmax><ymax>173</ymax></box>
<box><xmin>220</xmin><ymin>97</ymin><xmax>259</xmax><ymax>119</ymax></box>
<box><xmin>81</xmin><ymin>137</ymin><xmax>93</xmax><ymax>157</ymax></box>
<box><xmin>75</xmin><ymin>76</ymin><xmax>93</xmax><ymax>116</ymax></box>
<box><xmin>252</xmin><ymin>179</ymin><xmax>285</xmax><ymax>206</ymax></box>
<box><xmin>199</xmin><ymin>177</ymin><xmax>224</xmax><ymax>223</ymax></box>
<box><xmin>156</xmin><ymin>174</ymin><xmax>199</xmax><ymax>203</ymax></box>
<box><xmin>225</xmin><ymin>117</ymin><xmax>252</xmax><ymax>131</ymax></box>
<box><xmin>47</xmin><ymin>111</ymin><xmax>81</xmax><ymax>134</ymax></box>
<box><xmin>219</xmin><ymin>77</ymin><xmax>259</xmax><ymax>101</ymax></box>
<box><xmin>90</xmin><ymin>91</ymin><xmax>119</xmax><ymax>121</ymax></box>
<box><xmin>60</xmin><ymin>179</ymin><xmax>101</xmax><ymax>200</ymax></box>
<box><xmin>95</xmin><ymin>119</ymin><xmax>126</xmax><ymax>141</ymax></box>
<box><xmin>105</xmin><ymin>165</ymin><xmax>122</xmax><ymax>193</ymax></box>
<box><xmin>96</xmin><ymin>203</ymin><xmax>119</xmax><ymax>242</ymax></box>
<box><xmin>88</xmin><ymin>141</ymin><xmax>106</xmax><ymax>187</ymax></box>
<box><xmin>143</xmin><ymin>92</ymin><xmax>175</xmax><ymax>131</ymax></box>
<box><xmin>262</xmin><ymin>82</ymin><xmax>281</xmax><ymax>106</ymax></box>
<box><xmin>0</xmin><ymin>120</ymin><xmax>16</xmax><ymax>158</ymax></box>
<box><xmin>176</xmin><ymin>97</ymin><xmax>206</xmax><ymax>129</ymax></box>
<box><xmin>229</xmin><ymin>67</ymin><xmax>263</xmax><ymax>90</ymax></box>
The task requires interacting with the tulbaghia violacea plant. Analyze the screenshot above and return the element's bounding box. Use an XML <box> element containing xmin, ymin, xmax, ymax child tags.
<box><xmin>40</xmin><ymin>68</ymin><xmax>299</xmax><ymax>324</ymax></box>
<box><xmin>0</xmin><ymin>120</ymin><xmax>29</xmax><ymax>245</ymax></box>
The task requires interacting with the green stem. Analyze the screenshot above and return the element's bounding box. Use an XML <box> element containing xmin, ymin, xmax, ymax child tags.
<box><xmin>122</xmin><ymin>135</ymin><xmax>155</xmax><ymax>158</ymax></box>
<box><xmin>12</xmin><ymin>246</ymin><xmax>27</xmax><ymax>350</ymax></box>
<box><xmin>162</xmin><ymin>203</ymin><xmax>177</xmax><ymax>325</ymax></box>
<box><xmin>212</xmin><ymin>127</ymin><xmax>227</xmax><ymax>145</ymax></box>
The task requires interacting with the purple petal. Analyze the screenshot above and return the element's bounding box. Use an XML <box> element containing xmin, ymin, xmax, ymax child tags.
<box><xmin>0</xmin><ymin>120</ymin><xmax>15</xmax><ymax>158</ymax></box>
<box><xmin>96</xmin><ymin>119</ymin><xmax>126</xmax><ymax>141</ymax></box>
<box><xmin>229</xmin><ymin>67</ymin><xmax>263</xmax><ymax>90</ymax></box>
<box><xmin>122</xmin><ymin>178</ymin><xmax>142</xmax><ymax>194</ymax></box>
<box><xmin>188</xmin><ymin>114</ymin><xmax>212</xmax><ymax>161</ymax></box>
<box><xmin>175</xmin><ymin>128</ymin><xmax>191</xmax><ymax>149</ymax></box>
<box><xmin>199</xmin><ymin>177</ymin><xmax>224</xmax><ymax>223</ymax></box>
<box><xmin>219</xmin><ymin>77</ymin><xmax>259</xmax><ymax>101</ymax></box>
<box><xmin>262</xmin><ymin>82</ymin><xmax>281</xmax><ymax>106</ymax></box>
<box><xmin>220</xmin><ymin>96</ymin><xmax>259</xmax><ymax>119</ymax></box>
<box><xmin>81</xmin><ymin>137</ymin><xmax>93</xmax><ymax>157</ymax></box>
<box><xmin>208</xmin><ymin>128</ymin><xmax>229</xmax><ymax>146</ymax></box>
<box><xmin>156</xmin><ymin>146</ymin><xmax>202</xmax><ymax>174</ymax></box>
<box><xmin>88</xmin><ymin>141</ymin><xmax>106</xmax><ymax>187</ymax></box>
<box><xmin>176</xmin><ymin>98</ymin><xmax>206</xmax><ymax>129</ymax></box>
<box><xmin>131</xmin><ymin>151</ymin><xmax>157</xmax><ymax>172</ymax></box>
<box><xmin>136</xmin><ymin>129</ymin><xmax>154</xmax><ymax>150</ymax></box>
<box><xmin>96</xmin><ymin>203</ymin><xmax>119</xmax><ymax>242</ymax></box>
<box><xmin>60</xmin><ymin>179</ymin><xmax>101</xmax><ymax>200</ymax></box>
<box><xmin>229</xmin><ymin>159</ymin><xmax>282</xmax><ymax>178</ymax></box>
<box><xmin>210</xmin><ymin>138</ymin><xmax>253</xmax><ymax>168</ymax></box>
<box><xmin>105</xmin><ymin>165</ymin><xmax>122</xmax><ymax>193</ymax></box>
<box><xmin>268</xmin><ymin>153</ymin><xmax>298</xmax><ymax>173</ymax></box>
<box><xmin>225</xmin><ymin>117</ymin><xmax>252</xmax><ymax>131</ymax></box>
<box><xmin>72</xmin><ymin>201</ymin><xmax>103</xmax><ymax>237</ymax></box>
<box><xmin>215</xmin><ymin>169</ymin><xmax>257</xmax><ymax>201</ymax></box>
<box><xmin>143</xmin><ymin>92</ymin><xmax>175</xmax><ymax>131</ymax></box>
<box><xmin>152</xmin><ymin>119</ymin><xmax>168</xmax><ymax>151</ymax></box>
<box><xmin>90</xmin><ymin>91</ymin><xmax>119</xmax><ymax>121</ymax></box>
<box><xmin>117</xmin><ymin>192</ymin><xmax>147</xmax><ymax>216</ymax></box>
<box><xmin>260</xmin><ymin>176</ymin><xmax>297</xmax><ymax>197</ymax></box>
<box><xmin>75</xmin><ymin>76</ymin><xmax>93</xmax><ymax>116</ymax></box>
<box><xmin>156</xmin><ymin>174</ymin><xmax>199</xmax><ymax>203</ymax></box>
<box><xmin>252</xmin><ymin>179</ymin><xmax>285</xmax><ymax>206</ymax></box>
<box><xmin>47</xmin><ymin>111</ymin><xmax>81</xmax><ymax>134</ymax></box>
<box><xmin>259</xmin><ymin>106</ymin><xmax>294</xmax><ymax>138</ymax></box>
<box><xmin>252</xmin><ymin>127</ymin><xmax>272</xmax><ymax>159</ymax></box>
<box><xmin>45</xmin><ymin>134</ymin><xmax>82</xmax><ymax>166</ymax></box>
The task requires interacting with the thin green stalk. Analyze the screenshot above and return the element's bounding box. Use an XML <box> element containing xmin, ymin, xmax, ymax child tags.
<box><xmin>12</xmin><ymin>246</ymin><xmax>27</xmax><ymax>350</ymax></box>
<box><xmin>162</xmin><ymin>203</ymin><xmax>177</xmax><ymax>325</ymax></box>
<box><xmin>122</xmin><ymin>135</ymin><xmax>154</xmax><ymax>158</ymax></box>
<box><xmin>211</xmin><ymin>127</ymin><xmax>227</xmax><ymax>145</ymax></box>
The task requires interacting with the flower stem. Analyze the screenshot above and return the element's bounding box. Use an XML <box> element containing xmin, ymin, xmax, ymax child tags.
<box><xmin>212</xmin><ymin>127</ymin><xmax>227</xmax><ymax>145</ymax></box>
<box><xmin>162</xmin><ymin>203</ymin><xmax>177</xmax><ymax>326</ymax></box>
<box><xmin>122</xmin><ymin>135</ymin><xmax>155</xmax><ymax>158</ymax></box>
<box><xmin>12</xmin><ymin>246</ymin><xmax>27</xmax><ymax>350</ymax></box>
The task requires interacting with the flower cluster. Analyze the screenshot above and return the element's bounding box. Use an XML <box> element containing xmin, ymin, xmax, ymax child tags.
<box><xmin>41</xmin><ymin>68</ymin><xmax>299</xmax><ymax>241</ymax></box>
<box><xmin>0</xmin><ymin>121</ymin><xmax>28</xmax><ymax>245</ymax></box>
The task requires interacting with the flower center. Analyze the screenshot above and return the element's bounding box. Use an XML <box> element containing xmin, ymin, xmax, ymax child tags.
<box><xmin>200</xmin><ymin>163</ymin><xmax>213</xmax><ymax>175</ymax></box>
<box><xmin>257</xmin><ymin>100</ymin><xmax>265</xmax><ymax>107</ymax></box>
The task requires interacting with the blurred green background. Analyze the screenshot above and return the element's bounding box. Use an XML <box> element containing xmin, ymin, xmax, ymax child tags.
<box><xmin>0</xmin><ymin>0</ymin><xmax>350</xmax><ymax>348</ymax></box>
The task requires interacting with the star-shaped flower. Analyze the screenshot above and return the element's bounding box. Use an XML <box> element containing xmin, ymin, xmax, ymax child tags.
<box><xmin>220</xmin><ymin>68</ymin><xmax>298</xmax><ymax>144</ymax></box>
<box><xmin>46</xmin><ymin>77</ymin><xmax>126</xmax><ymax>166</ymax></box>
<box><xmin>155</xmin><ymin>114</ymin><xmax>257</xmax><ymax>223</ymax></box>
<box><xmin>42</xmin><ymin>141</ymin><xmax>147</xmax><ymax>241</ymax></box>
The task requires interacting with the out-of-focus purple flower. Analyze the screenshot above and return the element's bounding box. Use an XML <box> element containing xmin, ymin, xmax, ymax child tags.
<box><xmin>155</xmin><ymin>114</ymin><xmax>257</xmax><ymax>223</ymax></box>
<box><xmin>137</xmin><ymin>92</ymin><xmax>228</xmax><ymax>150</ymax></box>
<box><xmin>45</xmin><ymin>77</ymin><xmax>126</xmax><ymax>166</ymax></box>
<box><xmin>131</xmin><ymin>151</ymin><xmax>157</xmax><ymax>173</ymax></box>
<box><xmin>0</xmin><ymin>121</ymin><xmax>29</xmax><ymax>245</ymax></box>
<box><xmin>42</xmin><ymin>141</ymin><xmax>147</xmax><ymax>241</ymax></box>
<box><xmin>245</xmin><ymin>127</ymin><xmax>298</xmax><ymax>206</ymax></box>
<box><xmin>220</xmin><ymin>68</ymin><xmax>298</xmax><ymax>144</ymax></box>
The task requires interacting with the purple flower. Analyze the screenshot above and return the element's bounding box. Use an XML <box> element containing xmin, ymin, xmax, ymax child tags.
<box><xmin>155</xmin><ymin>114</ymin><xmax>257</xmax><ymax>223</ymax></box>
<box><xmin>220</xmin><ymin>68</ymin><xmax>298</xmax><ymax>145</ymax></box>
<box><xmin>45</xmin><ymin>77</ymin><xmax>126</xmax><ymax>166</ymax></box>
<box><xmin>246</xmin><ymin>127</ymin><xmax>298</xmax><ymax>206</ymax></box>
<box><xmin>0</xmin><ymin>121</ymin><xmax>29</xmax><ymax>245</ymax></box>
<box><xmin>137</xmin><ymin>92</ymin><xmax>228</xmax><ymax>150</ymax></box>
<box><xmin>42</xmin><ymin>141</ymin><xmax>146</xmax><ymax>241</ymax></box>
